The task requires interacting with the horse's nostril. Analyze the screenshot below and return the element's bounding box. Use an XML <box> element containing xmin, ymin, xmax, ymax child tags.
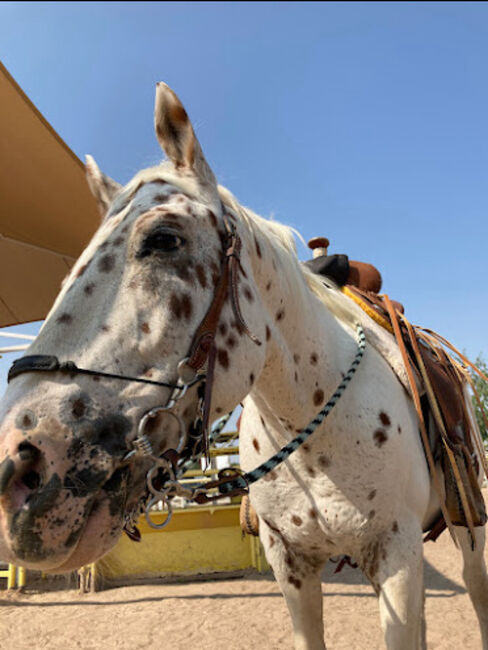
<box><xmin>17</xmin><ymin>441</ymin><xmax>40</xmax><ymax>462</ymax></box>
<box><xmin>21</xmin><ymin>470</ymin><xmax>41</xmax><ymax>491</ymax></box>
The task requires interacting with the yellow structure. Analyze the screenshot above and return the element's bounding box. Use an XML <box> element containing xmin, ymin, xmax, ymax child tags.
<box><xmin>0</xmin><ymin>564</ymin><xmax>26</xmax><ymax>590</ymax></box>
<box><xmin>96</xmin><ymin>503</ymin><xmax>268</xmax><ymax>581</ymax></box>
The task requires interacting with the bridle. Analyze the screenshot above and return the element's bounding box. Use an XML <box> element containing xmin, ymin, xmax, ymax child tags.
<box><xmin>7</xmin><ymin>208</ymin><xmax>262</xmax><ymax>534</ymax></box>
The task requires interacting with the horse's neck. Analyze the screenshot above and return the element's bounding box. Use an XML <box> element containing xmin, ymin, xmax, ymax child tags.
<box><xmin>251</xmin><ymin>251</ymin><xmax>355</xmax><ymax>433</ymax></box>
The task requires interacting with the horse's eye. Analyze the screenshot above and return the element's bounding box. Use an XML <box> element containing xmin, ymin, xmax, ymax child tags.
<box><xmin>139</xmin><ymin>231</ymin><xmax>185</xmax><ymax>257</ymax></box>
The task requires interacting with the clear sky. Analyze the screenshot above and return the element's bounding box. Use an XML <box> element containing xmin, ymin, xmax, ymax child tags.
<box><xmin>0</xmin><ymin>2</ymin><xmax>487</xmax><ymax>394</ymax></box>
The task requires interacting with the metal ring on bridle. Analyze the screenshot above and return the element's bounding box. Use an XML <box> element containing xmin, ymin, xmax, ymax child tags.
<box><xmin>137</xmin><ymin>405</ymin><xmax>188</xmax><ymax>455</ymax></box>
<box><xmin>144</xmin><ymin>495</ymin><xmax>173</xmax><ymax>529</ymax></box>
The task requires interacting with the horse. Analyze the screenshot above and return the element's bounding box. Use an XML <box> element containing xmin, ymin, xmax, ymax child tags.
<box><xmin>0</xmin><ymin>82</ymin><xmax>486</xmax><ymax>650</ymax></box>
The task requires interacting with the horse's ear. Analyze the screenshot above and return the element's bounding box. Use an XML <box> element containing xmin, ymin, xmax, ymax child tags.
<box><xmin>154</xmin><ymin>83</ymin><xmax>218</xmax><ymax>199</ymax></box>
<box><xmin>85</xmin><ymin>155</ymin><xmax>122</xmax><ymax>217</ymax></box>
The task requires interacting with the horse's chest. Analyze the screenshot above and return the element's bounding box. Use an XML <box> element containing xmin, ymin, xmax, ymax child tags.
<box><xmin>249</xmin><ymin>462</ymin><xmax>389</xmax><ymax>555</ymax></box>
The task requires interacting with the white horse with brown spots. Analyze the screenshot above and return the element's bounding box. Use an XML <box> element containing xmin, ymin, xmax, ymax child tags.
<box><xmin>0</xmin><ymin>84</ymin><xmax>486</xmax><ymax>650</ymax></box>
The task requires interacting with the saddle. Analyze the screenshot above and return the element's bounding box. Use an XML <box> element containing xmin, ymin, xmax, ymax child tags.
<box><xmin>306</xmin><ymin>237</ymin><xmax>488</xmax><ymax>544</ymax></box>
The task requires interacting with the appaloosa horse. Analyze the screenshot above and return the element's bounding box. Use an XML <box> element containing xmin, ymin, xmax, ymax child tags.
<box><xmin>0</xmin><ymin>83</ymin><xmax>486</xmax><ymax>649</ymax></box>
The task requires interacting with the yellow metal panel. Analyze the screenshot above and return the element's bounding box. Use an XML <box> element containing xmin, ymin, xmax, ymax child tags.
<box><xmin>96</xmin><ymin>504</ymin><xmax>268</xmax><ymax>580</ymax></box>
<box><xmin>98</xmin><ymin>526</ymin><xmax>252</xmax><ymax>578</ymax></box>
<box><xmin>141</xmin><ymin>504</ymin><xmax>239</xmax><ymax>534</ymax></box>
<box><xmin>7</xmin><ymin>564</ymin><xmax>16</xmax><ymax>589</ymax></box>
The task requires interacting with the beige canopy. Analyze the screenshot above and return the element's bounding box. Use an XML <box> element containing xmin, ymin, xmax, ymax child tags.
<box><xmin>0</xmin><ymin>61</ymin><xmax>100</xmax><ymax>327</ymax></box>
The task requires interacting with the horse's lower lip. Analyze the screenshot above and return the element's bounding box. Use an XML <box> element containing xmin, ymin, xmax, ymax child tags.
<box><xmin>45</xmin><ymin>493</ymin><xmax>124</xmax><ymax>573</ymax></box>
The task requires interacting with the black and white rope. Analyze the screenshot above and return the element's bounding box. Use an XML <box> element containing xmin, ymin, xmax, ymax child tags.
<box><xmin>214</xmin><ymin>323</ymin><xmax>366</xmax><ymax>495</ymax></box>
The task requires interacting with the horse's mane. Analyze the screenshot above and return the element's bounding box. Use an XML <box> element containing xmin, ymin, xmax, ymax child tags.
<box><xmin>216</xmin><ymin>185</ymin><xmax>359</xmax><ymax>330</ymax></box>
<box><xmin>120</xmin><ymin>164</ymin><xmax>359</xmax><ymax>330</ymax></box>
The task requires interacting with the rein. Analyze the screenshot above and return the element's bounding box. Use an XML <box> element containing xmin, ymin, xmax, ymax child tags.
<box><xmin>178</xmin><ymin>323</ymin><xmax>366</xmax><ymax>504</ymax></box>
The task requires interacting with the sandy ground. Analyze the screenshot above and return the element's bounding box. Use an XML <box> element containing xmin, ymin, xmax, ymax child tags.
<box><xmin>1</xmin><ymin>509</ymin><xmax>487</xmax><ymax>650</ymax></box>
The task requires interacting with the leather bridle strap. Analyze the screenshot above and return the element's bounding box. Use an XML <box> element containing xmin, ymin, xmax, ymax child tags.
<box><xmin>176</xmin><ymin>210</ymin><xmax>261</xmax><ymax>458</ymax></box>
<box><xmin>7</xmin><ymin>354</ymin><xmax>198</xmax><ymax>390</ymax></box>
<box><xmin>183</xmin><ymin>210</ymin><xmax>261</xmax><ymax>376</ymax></box>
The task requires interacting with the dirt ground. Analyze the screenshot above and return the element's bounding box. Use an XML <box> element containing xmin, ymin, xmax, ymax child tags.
<box><xmin>1</xmin><ymin>505</ymin><xmax>487</xmax><ymax>650</ymax></box>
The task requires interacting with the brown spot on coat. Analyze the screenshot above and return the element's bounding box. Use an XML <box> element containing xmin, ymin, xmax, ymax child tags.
<box><xmin>56</xmin><ymin>313</ymin><xmax>72</xmax><ymax>325</ymax></box>
<box><xmin>98</xmin><ymin>254</ymin><xmax>115</xmax><ymax>273</ymax></box>
<box><xmin>265</xmin><ymin>281</ymin><xmax>272</xmax><ymax>291</ymax></box>
<box><xmin>397</xmin><ymin>425</ymin><xmax>402</xmax><ymax>434</ymax></box>
<box><xmin>313</xmin><ymin>389</ymin><xmax>324</xmax><ymax>406</ymax></box>
<box><xmin>362</xmin><ymin>539</ymin><xmax>382</xmax><ymax>579</ymax></box>
<box><xmin>269</xmin><ymin>535</ymin><xmax>275</xmax><ymax>547</ymax></box>
<box><xmin>141</xmin><ymin>322</ymin><xmax>150</xmax><ymax>334</ymax></box>
<box><xmin>275</xmin><ymin>309</ymin><xmax>285</xmax><ymax>321</ymax></box>
<box><xmin>265</xmin><ymin>326</ymin><xmax>271</xmax><ymax>341</ymax></box>
<box><xmin>368</xmin><ymin>510</ymin><xmax>376</xmax><ymax>519</ymax></box>
<box><xmin>291</xmin><ymin>515</ymin><xmax>302</xmax><ymax>526</ymax></box>
<box><xmin>309</xmin><ymin>508</ymin><xmax>318</xmax><ymax>519</ymax></box>
<box><xmin>219</xmin><ymin>323</ymin><xmax>227</xmax><ymax>337</ymax></box>
<box><xmin>243</xmin><ymin>286</ymin><xmax>254</xmax><ymax>302</ymax></box>
<box><xmin>263</xmin><ymin>470</ymin><xmax>277</xmax><ymax>482</ymax></box>
<box><xmin>310</xmin><ymin>353</ymin><xmax>318</xmax><ymax>365</ymax></box>
<box><xmin>318</xmin><ymin>454</ymin><xmax>330</xmax><ymax>469</ymax></box>
<box><xmin>288</xmin><ymin>576</ymin><xmax>302</xmax><ymax>589</ymax></box>
<box><xmin>84</xmin><ymin>283</ymin><xmax>95</xmax><ymax>295</ymax></box>
<box><xmin>254</xmin><ymin>236</ymin><xmax>262</xmax><ymax>258</ymax></box>
<box><xmin>368</xmin><ymin>489</ymin><xmax>377</xmax><ymax>500</ymax></box>
<box><xmin>302</xmin><ymin>443</ymin><xmax>310</xmax><ymax>452</ymax></box>
<box><xmin>169</xmin><ymin>293</ymin><xmax>193</xmax><ymax>320</ymax></box>
<box><xmin>207</xmin><ymin>210</ymin><xmax>218</xmax><ymax>228</ymax></box>
<box><xmin>373</xmin><ymin>429</ymin><xmax>388</xmax><ymax>447</ymax></box>
<box><xmin>195</xmin><ymin>264</ymin><xmax>207</xmax><ymax>288</ymax></box>
<box><xmin>379</xmin><ymin>412</ymin><xmax>391</xmax><ymax>427</ymax></box>
<box><xmin>392</xmin><ymin>521</ymin><xmax>399</xmax><ymax>533</ymax></box>
<box><xmin>307</xmin><ymin>466</ymin><xmax>316</xmax><ymax>477</ymax></box>
<box><xmin>293</xmin><ymin>354</ymin><xmax>300</xmax><ymax>364</ymax></box>
<box><xmin>71</xmin><ymin>399</ymin><xmax>86</xmax><ymax>419</ymax></box>
<box><xmin>252</xmin><ymin>438</ymin><xmax>260</xmax><ymax>452</ymax></box>
<box><xmin>249</xmin><ymin>373</ymin><xmax>255</xmax><ymax>385</ymax></box>
<box><xmin>217</xmin><ymin>349</ymin><xmax>229</xmax><ymax>370</ymax></box>
<box><xmin>226</xmin><ymin>335</ymin><xmax>237</xmax><ymax>349</ymax></box>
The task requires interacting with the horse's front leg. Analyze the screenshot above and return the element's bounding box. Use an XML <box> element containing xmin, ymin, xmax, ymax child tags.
<box><xmin>261</xmin><ymin>520</ymin><xmax>327</xmax><ymax>650</ymax></box>
<box><xmin>361</xmin><ymin>517</ymin><xmax>425</xmax><ymax>650</ymax></box>
<box><xmin>458</xmin><ymin>525</ymin><xmax>488</xmax><ymax>649</ymax></box>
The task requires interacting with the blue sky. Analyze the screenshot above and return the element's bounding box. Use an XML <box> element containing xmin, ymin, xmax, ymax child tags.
<box><xmin>0</xmin><ymin>1</ymin><xmax>487</xmax><ymax>393</ymax></box>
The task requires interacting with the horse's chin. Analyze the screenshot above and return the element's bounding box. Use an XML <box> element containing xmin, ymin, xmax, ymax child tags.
<box><xmin>51</xmin><ymin>504</ymin><xmax>125</xmax><ymax>573</ymax></box>
<box><xmin>0</xmin><ymin>492</ymin><xmax>126</xmax><ymax>573</ymax></box>
<box><xmin>46</xmin><ymin>491</ymin><xmax>131</xmax><ymax>573</ymax></box>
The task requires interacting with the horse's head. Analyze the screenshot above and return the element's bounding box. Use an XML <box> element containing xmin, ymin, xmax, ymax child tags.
<box><xmin>0</xmin><ymin>84</ymin><xmax>267</xmax><ymax>571</ymax></box>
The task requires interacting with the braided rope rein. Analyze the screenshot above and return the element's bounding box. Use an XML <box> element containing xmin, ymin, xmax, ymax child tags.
<box><xmin>204</xmin><ymin>323</ymin><xmax>366</xmax><ymax>497</ymax></box>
